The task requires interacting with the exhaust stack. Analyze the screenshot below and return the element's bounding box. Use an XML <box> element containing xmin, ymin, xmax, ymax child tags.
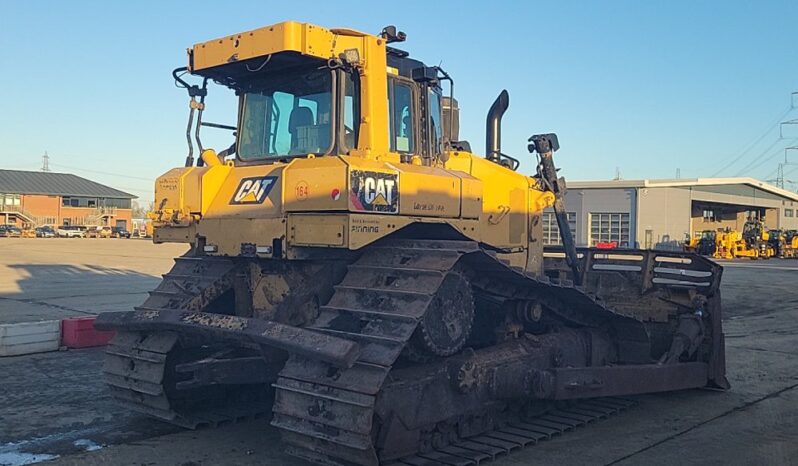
<box><xmin>486</xmin><ymin>90</ymin><xmax>509</xmax><ymax>162</ymax></box>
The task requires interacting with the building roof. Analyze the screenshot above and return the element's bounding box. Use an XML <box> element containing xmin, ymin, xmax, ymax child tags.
<box><xmin>568</xmin><ymin>177</ymin><xmax>798</xmax><ymax>203</ymax></box>
<box><xmin>0</xmin><ymin>169</ymin><xmax>136</xmax><ymax>199</ymax></box>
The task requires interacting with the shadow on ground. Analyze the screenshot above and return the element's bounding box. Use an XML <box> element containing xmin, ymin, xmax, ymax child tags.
<box><xmin>0</xmin><ymin>264</ymin><xmax>161</xmax><ymax>324</ymax></box>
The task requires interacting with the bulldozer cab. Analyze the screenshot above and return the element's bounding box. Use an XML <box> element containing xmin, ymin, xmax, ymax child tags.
<box><xmin>700</xmin><ymin>230</ymin><xmax>716</xmax><ymax>240</ymax></box>
<box><xmin>742</xmin><ymin>220</ymin><xmax>766</xmax><ymax>245</ymax></box>
<box><xmin>184</xmin><ymin>24</ymin><xmax>449</xmax><ymax>169</ymax></box>
<box><xmin>155</xmin><ymin>21</ymin><xmax>564</xmax><ymax>273</ymax></box>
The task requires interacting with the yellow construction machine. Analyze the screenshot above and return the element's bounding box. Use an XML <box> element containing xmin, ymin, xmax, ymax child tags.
<box><xmin>768</xmin><ymin>229</ymin><xmax>798</xmax><ymax>258</ymax></box>
<box><xmin>683</xmin><ymin>230</ymin><xmax>718</xmax><ymax>257</ymax></box>
<box><xmin>733</xmin><ymin>220</ymin><xmax>775</xmax><ymax>259</ymax></box>
<box><xmin>96</xmin><ymin>22</ymin><xmax>727</xmax><ymax>465</ymax></box>
<box><xmin>713</xmin><ymin>229</ymin><xmax>741</xmax><ymax>260</ymax></box>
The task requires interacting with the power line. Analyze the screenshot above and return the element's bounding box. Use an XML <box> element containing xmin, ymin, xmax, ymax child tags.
<box><xmin>732</xmin><ymin>137</ymin><xmax>789</xmax><ymax>176</ymax></box>
<box><xmin>746</xmin><ymin>137</ymin><xmax>798</xmax><ymax>179</ymax></box>
<box><xmin>48</xmin><ymin>162</ymin><xmax>155</xmax><ymax>182</ymax></box>
<box><xmin>711</xmin><ymin>105</ymin><xmax>792</xmax><ymax>177</ymax></box>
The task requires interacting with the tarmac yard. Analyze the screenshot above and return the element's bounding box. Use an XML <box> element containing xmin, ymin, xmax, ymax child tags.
<box><xmin>1</xmin><ymin>239</ymin><xmax>797</xmax><ymax>466</ymax></box>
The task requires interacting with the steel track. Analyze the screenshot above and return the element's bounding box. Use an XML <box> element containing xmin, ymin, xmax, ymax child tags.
<box><xmin>273</xmin><ymin>240</ymin><xmax>472</xmax><ymax>465</ymax></box>
<box><xmin>102</xmin><ymin>241</ymin><xmax>665</xmax><ymax>465</ymax></box>
<box><xmin>272</xmin><ymin>239</ymin><xmax>645</xmax><ymax>465</ymax></box>
<box><xmin>384</xmin><ymin>397</ymin><xmax>637</xmax><ymax>466</ymax></box>
<box><xmin>103</xmin><ymin>255</ymin><xmax>271</xmax><ymax>428</ymax></box>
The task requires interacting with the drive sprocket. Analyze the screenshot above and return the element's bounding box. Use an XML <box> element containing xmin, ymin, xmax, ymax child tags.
<box><xmin>407</xmin><ymin>271</ymin><xmax>475</xmax><ymax>358</ymax></box>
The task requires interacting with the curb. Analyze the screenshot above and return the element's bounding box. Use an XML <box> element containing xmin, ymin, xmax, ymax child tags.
<box><xmin>62</xmin><ymin>316</ymin><xmax>116</xmax><ymax>349</ymax></box>
<box><xmin>0</xmin><ymin>315</ymin><xmax>116</xmax><ymax>357</ymax></box>
<box><xmin>0</xmin><ymin>320</ymin><xmax>61</xmax><ymax>356</ymax></box>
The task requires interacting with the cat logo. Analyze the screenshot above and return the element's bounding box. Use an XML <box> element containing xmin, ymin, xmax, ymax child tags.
<box><xmin>350</xmin><ymin>170</ymin><xmax>399</xmax><ymax>213</ymax></box>
<box><xmin>230</xmin><ymin>176</ymin><xmax>278</xmax><ymax>205</ymax></box>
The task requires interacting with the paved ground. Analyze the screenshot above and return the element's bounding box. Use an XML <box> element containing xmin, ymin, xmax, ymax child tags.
<box><xmin>0</xmin><ymin>238</ymin><xmax>187</xmax><ymax>324</ymax></box>
<box><xmin>1</xmin><ymin>239</ymin><xmax>797</xmax><ymax>465</ymax></box>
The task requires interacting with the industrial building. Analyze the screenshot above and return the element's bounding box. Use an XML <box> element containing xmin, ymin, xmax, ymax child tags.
<box><xmin>543</xmin><ymin>177</ymin><xmax>798</xmax><ymax>250</ymax></box>
<box><xmin>0</xmin><ymin>169</ymin><xmax>136</xmax><ymax>229</ymax></box>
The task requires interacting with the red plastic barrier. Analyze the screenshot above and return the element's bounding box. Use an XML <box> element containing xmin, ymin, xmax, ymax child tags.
<box><xmin>596</xmin><ymin>241</ymin><xmax>618</xmax><ymax>249</ymax></box>
<box><xmin>61</xmin><ymin>316</ymin><xmax>115</xmax><ymax>348</ymax></box>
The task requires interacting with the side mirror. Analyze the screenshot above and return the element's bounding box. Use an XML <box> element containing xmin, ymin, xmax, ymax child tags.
<box><xmin>380</xmin><ymin>26</ymin><xmax>406</xmax><ymax>44</ymax></box>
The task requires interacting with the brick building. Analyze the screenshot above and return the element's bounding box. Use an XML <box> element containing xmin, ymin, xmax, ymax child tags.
<box><xmin>0</xmin><ymin>169</ymin><xmax>136</xmax><ymax>229</ymax></box>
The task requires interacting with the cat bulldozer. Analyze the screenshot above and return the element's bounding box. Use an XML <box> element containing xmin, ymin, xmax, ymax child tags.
<box><xmin>95</xmin><ymin>22</ymin><xmax>728</xmax><ymax>466</ymax></box>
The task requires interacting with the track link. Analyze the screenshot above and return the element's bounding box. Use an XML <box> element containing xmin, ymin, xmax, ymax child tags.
<box><xmin>386</xmin><ymin>398</ymin><xmax>637</xmax><ymax>466</ymax></box>
<box><xmin>273</xmin><ymin>240</ymin><xmax>474</xmax><ymax>466</ymax></box>
<box><xmin>103</xmin><ymin>255</ymin><xmax>270</xmax><ymax>428</ymax></box>
<box><xmin>273</xmin><ymin>239</ymin><xmax>653</xmax><ymax>465</ymax></box>
<box><xmin>104</xmin><ymin>330</ymin><xmax>271</xmax><ymax>428</ymax></box>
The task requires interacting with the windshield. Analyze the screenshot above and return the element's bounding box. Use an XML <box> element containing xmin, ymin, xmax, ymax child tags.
<box><xmin>743</xmin><ymin>222</ymin><xmax>759</xmax><ymax>235</ymax></box>
<box><xmin>238</xmin><ymin>67</ymin><xmax>333</xmax><ymax>160</ymax></box>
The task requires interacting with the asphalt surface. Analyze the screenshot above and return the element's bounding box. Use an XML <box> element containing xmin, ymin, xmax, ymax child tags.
<box><xmin>0</xmin><ymin>238</ymin><xmax>187</xmax><ymax>324</ymax></box>
<box><xmin>1</xmin><ymin>239</ymin><xmax>797</xmax><ymax>466</ymax></box>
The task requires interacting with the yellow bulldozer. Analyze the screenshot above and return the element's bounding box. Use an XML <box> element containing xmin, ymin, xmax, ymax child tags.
<box><xmin>96</xmin><ymin>21</ymin><xmax>727</xmax><ymax>465</ymax></box>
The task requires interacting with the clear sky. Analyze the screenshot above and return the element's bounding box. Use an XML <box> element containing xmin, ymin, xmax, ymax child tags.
<box><xmin>2</xmin><ymin>1</ymin><xmax>797</xmax><ymax>204</ymax></box>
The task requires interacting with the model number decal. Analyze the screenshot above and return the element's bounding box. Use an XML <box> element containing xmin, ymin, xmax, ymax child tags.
<box><xmin>230</xmin><ymin>176</ymin><xmax>278</xmax><ymax>205</ymax></box>
<box><xmin>349</xmin><ymin>170</ymin><xmax>399</xmax><ymax>214</ymax></box>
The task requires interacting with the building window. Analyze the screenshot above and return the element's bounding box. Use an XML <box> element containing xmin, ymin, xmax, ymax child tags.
<box><xmin>542</xmin><ymin>212</ymin><xmax>576</xmax><ymax>245</ymax></box>
<box><xmin>102</xmin><ymin>198</ymin><xmax>132</xmax><ymax>209</ymax></box>
<box><xmin>1</xmin><ymin>194</ymin><xmax>21</xmax><ymax>207</ymax></box>
<box><xmin>786</xmin><ymin>209</ymin><xmax>794</xmax><ymax>218</ymax></box>
<box><xmin>590</xmin><ymin>212</ymin><xmax>630</xmax><ymax>246</ymax></box>
<box><xmin>87</xmin><ymin>199</ymin><xmax>97</xmax><ymax>208</ymax></box>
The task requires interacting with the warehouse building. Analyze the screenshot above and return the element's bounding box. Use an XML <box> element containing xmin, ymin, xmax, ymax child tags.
<box><xmin>543</xmin><ymin>177</ymin><xmax>798</xmax><ymax>250</ymax></box>
<box><xmin>0</xmin><ymin>169</ymin><xmax>136</xmax><ymax>229</ymax></box>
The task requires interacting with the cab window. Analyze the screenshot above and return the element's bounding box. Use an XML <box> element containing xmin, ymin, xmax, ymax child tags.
<box><xmin>388</xmin><ymin>79</ymin><xmax>414</xmax><ymax>153</ymax></box>
<box><xmin>428</xmin><ymin>88</ymin><xmax>443</xmax><ymax>155</ymax></box>
<box><xmin>341</xmin><ymin>71</ymin><xmax>360</xmax><ymax>152</ymax></box>
<box><xmin>238</xmin><ymin>67</ymin><xmax>333</xmax><ymax>160</ymax></box>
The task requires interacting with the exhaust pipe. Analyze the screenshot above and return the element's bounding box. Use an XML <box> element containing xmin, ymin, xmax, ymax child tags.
<box><xmin>486</xmin><ymin>90</ymin><xmax>509</xmax><ymax>162</ymax></box>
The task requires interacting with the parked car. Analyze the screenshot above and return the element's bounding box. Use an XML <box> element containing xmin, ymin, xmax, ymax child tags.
<box><xmin>57</xmin><ymin>226</ymin><xmax>85</xmax><ymax>238</ymax></box>
<box><xmin>86</xmin><ymin>226</ymin><xmax>113</xmax><ymax>238</ymax></box>
<box><xmin>35</xmin><ymin>226</ymin><xmax>56</xmax><ymax>238</ymax></box>
<box><xmin>111</xmin><ymin>227</ymin><xmax>131</xmax><ymax>239</ymax></box>
<box><xmin>0</xmin><ymin>225</ymin><xmax>22</xmax><ymax>237</ymax></box>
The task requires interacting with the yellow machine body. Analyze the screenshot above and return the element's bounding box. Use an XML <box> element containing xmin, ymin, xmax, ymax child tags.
<box><xmin>153</xmin><ymin>21</ymin><xmax>555</xmax><ymax>273</ymax></box>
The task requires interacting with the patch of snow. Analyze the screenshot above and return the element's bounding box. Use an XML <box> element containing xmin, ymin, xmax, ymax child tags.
<box><xmin>72</xmin><ymin>439</ymin><xmax>103</xmax><ymax>452</ymax></box>
<box><xmin>0</xmin><ymin>451</ymin><xmax>59</xmax><ymax>466</ymax></box>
